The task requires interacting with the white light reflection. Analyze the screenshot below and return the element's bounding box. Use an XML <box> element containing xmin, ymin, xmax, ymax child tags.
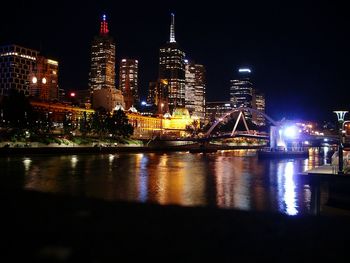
<box><xmin>138</xmin><ymin>154</ymin><xmax>148</xmax><ymax>203</ymax></box>
<box><xmin>71</xmin><ymin>155</ymin><xmax>78</xmax><ymax>169</ymax></box>
<box><xmin>23</xmin><ymin>157</ymin><xmax>32</xmax><ymax>172</ymax></box>
<box><xmin>284</xmin><ymin>162</ymin><xmax>298</xmax><ymax>216</ymax></box>
<box><xmin>109</xmin><ymin>154</ymin><xmax>114</xmax><ymax>164</ymax></box>
<box><xmin>323</xmin><ymin>146</ymin><xmax>329</xmax><ymax>164</ymax></box>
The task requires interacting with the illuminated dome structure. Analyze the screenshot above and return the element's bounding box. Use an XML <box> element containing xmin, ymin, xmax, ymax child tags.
<box><xmin>128</xmin><ymin>106</ymin><xmax>138</xmax><ymax>113</ymax></box>
<box><xmin>163</xmin><ymin>112</ymin><xmax>172</xmax><ymax>118</ymax></box>
<box><xmin>172</xmin><ymin>107</ymin><xmax>190</xmax><ymax>119</ymax></box>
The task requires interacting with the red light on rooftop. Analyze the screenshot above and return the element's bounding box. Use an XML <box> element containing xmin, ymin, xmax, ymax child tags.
<box><xmin>100</xmin><ymin>14</ymin><xmax>109</xmax><ymax>35</ymax></box>
<box><xmin>70</xmin><ymin>92</ymin><xmax>76</xmax><ymax>97</ymax></box>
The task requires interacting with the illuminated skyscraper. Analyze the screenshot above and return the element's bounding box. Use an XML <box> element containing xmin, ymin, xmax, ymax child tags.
<box><xmin>89</xmin><ymin>15</ymin><xmax>124</xmax><ymax>111</ymax></box>
<box><xmin>119</xmin><ymin>59</ymin><xmax>139</xmax><ymax>110</ymax></box>
<box><xmin>185</xmin><ymin>60</ymin><xmax>206</xmax><ymax>121</ymax></box>
<box><xmin>89</xmin><ymin>14</ymin><xmax>116</xmax><ymax>92</ymax></box>
<box><xmin>230</xmin><ymin>68</ymin><xmax>254</xmax><ymax>120</ymax></box>
<box><xmin>159</xmin><ymin>13</ymin><xmax>186</xmax><ymax>113</ymax></box>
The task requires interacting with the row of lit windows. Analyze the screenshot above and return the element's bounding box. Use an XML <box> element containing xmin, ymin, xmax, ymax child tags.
<box><xmin>0</xmin><ymin>52</ymin><xmax>36</xmax><ymax>61</ymax></box>
<box><xmin>0</xmin><ymin>45</ymin><xmax>37</xmax><ymax>55</ymax></box>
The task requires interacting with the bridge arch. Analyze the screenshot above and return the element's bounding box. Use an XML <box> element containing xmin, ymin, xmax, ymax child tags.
<box><xmin>205</xmin><ymin>107</ymin><xmax>278</xmax><ymax>137</ymax></box>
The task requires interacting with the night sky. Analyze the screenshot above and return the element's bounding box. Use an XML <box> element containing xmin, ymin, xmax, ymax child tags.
<box><xmin>1</xmin><ymin>0</ymin><xmax>348</xmax><ymax>122</ymax></box>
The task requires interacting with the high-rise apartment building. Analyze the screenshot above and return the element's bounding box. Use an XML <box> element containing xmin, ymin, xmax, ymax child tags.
<box><xmin>0</xmin><ymin>44</ymin><xmax>58</xmax><ymax>100</ymax></box>
<box><xmin>119</xmin><ymin>59</ymin><xmax>139</xmax><ymax>110</ymax></box>
<box><xmin>158</xmin><ymin>13</ymin><xmax>186</xmax><ymax>113</ymax></box>
<box><xmin>89</xmin><ymin>14</ymin><xmax>116</xmax><ymax>92</ymax></box>
<box><xmin>185</xmin><ymin>60</ymin><xmax>206</xmax><ymax>121</ymax></box>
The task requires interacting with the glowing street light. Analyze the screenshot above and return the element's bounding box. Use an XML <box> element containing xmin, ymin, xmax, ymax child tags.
<box><xmin>334</xmin><ymin>111</ymin><xmax>348</xmax><ymax>174</ymax></box>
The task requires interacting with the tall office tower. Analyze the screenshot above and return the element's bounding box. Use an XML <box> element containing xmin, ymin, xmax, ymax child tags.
<box><xmin>252</xmin><ymin>92</ymin><xmax>266</xmax><ymax>126</ymax></box>
<box><xmin>229</xmin><ymin>68</ymin><xmax>254</xmax><ymax>120</ymax></box>
<box><xmin>158</xmin><ymin>13</ymin><xmax>186</xmax><ymax>113</ymax></box>
<box><xmin>185</xmin><ymin>60</ymin><xmax>206</xmax><ymax>121</ymax></box>
<box><xmin>89</xmin><ymin>14</ymin><xmax>116</xmax><ymax>92</ymax></box>
<box><xmin>29</xmin><ymin>56</ymin><xmax>59</xmax><ymax>100</ymax></box>
<box><xmin>0</xmin><ymin>44</ymin><xmax>38</xmax><ymax>96</ymax></box>
<box><xmin>119</xmin><ymin>59</ymin><xmax>139</xmax><ymax>110</ymax></box>
<box><xmin>89</xmin><ymin>15</ymin><xmax>123</xmax><ymax>111</ymax></box>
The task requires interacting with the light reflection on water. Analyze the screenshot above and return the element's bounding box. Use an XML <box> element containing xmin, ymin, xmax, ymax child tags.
<box><xmin>0</xmin><ymin>148</ymin><xmax>329</xmax><ymax>215</ymax></box>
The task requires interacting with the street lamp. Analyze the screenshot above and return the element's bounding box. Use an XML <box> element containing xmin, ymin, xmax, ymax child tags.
<box><xmin>334</xmin><ymin>111</ymin><xmax>348</xmax><ymax>175</ymax></box>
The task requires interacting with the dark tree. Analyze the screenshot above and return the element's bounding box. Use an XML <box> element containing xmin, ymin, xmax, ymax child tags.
<box><xmin>0</xmin><ymin>90</ymin><xmax>34</xmax><ymax>130</ymax></box>
<box><xmin>107</xmin><ymin>110</ymin><xmax>134</xmax><ymax>138</ymax></box>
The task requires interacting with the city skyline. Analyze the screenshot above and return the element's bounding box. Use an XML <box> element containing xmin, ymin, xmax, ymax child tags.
<box><xmin>0</xmin><ymin>0</ymin><xmax>348</xmax><ymax>122</ymax></box>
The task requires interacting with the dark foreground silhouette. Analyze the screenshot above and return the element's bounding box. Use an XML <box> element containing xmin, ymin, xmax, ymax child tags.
<box><xmin>1</xmin><ymin>190</ymin><xmax>350</xmax><ymax>262</ymax></box>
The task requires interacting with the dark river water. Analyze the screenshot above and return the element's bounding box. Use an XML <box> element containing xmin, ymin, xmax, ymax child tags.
<box><xmin>0</xmin><ymin>148</ymin><xmax>331</xmax><ymax>215</ymax></box>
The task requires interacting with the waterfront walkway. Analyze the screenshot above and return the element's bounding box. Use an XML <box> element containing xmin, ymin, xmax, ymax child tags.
<box><xmin>2</xmin><ymin>190</ymin><xmax>350</xmax><ymax>262</ymax></box>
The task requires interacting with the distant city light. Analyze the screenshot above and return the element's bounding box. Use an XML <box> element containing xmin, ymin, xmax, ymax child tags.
<box><xmin>42</xmin><ymin>77</ymin><xmax>47</xmax><ymax>84</ymax></box>
<box><xmin>238</xmin><ymin>68</ymin><xmax>251</xmax><ymax>73</ymax></box>
<box><xmin>70</xmin><ymin>92</ymin><xmax>76</xmax><ymax>97</ymax></box>
<box><xmin>184</xmin><ymin>59</ymin><xmax>188</xmax><ymax>63</ymax></box>
<box><xmin>103</xmin><ymin>14</ymin><xmax>106</xmax><ymax>21</ymax></box>
<box><xmin>32</xmin><ymin>76</ymin><xmax>37</xmax><ymax>84</ymax></box>
<box><xmin>141</xmin><ymin>101</ymin><xmax>147</xmax><ymax>106</ymax></box>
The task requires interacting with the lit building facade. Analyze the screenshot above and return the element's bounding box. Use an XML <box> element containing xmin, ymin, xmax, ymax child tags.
<box><xmin>185</xmin><ymin>60</ymin><xmax>206</xmax><ymax>121</ymax></box>
<box><xmin>0</xmin><ymin>44</ymin><xmax>38</xmax><ymax>96</ymax></box>
<box><xmin>159</xmin><ymin>13</ymin><xmax>186</xmax><ymax>113</ymax></box>
<box><xmin>206</xmin><ymin>101</ymin><xmax>236</xmax><ymax>122</ymax></box>
<box><xmin>0</xmin><ymin>44</ymin><xmax>58</xmax><ymax>100</ymax></box>
<box><xmin>30</xmin><ymin>100</ymin><xmax>95</xmax><ymax>123</ymax></box>
<box><xmin>119</xmin><ymin>59</ymin><xmax>139</xmax><ymax>110</ymax></box>
<box><xmin>29</xmin><ymin>56</ymin><xmax>59</xmax><ymax>100</ymax></box>
<box><xmin>89</xmin><ymin>15</ymin><xmax>116</xmax><ymax>92</ymax></box>
<box><xmin>252</xmin><ymin>92</ymin><xmax>266</xmax><ymax>126</ymax></box>
<box><xmin>30</xmin><ymin>100</ymin><xmax>193</xmax><ymax>139</ymax></box>
<box><xmin>230</xmin><ymin>68</ymin><xmax>254</xmax><ymax>120</ymax></box>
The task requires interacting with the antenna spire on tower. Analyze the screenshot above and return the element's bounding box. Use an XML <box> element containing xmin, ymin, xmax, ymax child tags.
<box><xmin>100</xmin><ymin>14</ymin><xmax>109</xmax><ymax>35</ymax></box>
<box><xmin>170</xmin><ymin>13</ymin><xmax>176</xmax><ymax>43</ymax></box>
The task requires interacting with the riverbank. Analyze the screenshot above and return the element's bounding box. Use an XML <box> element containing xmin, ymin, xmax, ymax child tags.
<box><xmin>2</xmin><ymin>189</ymin><xmax>350</xmax><ymax>262</ymax></box>
<box><xmin>0</xmin><ymin>144</ymin><xmax>266</xmax><ymax>155</ymax></box>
